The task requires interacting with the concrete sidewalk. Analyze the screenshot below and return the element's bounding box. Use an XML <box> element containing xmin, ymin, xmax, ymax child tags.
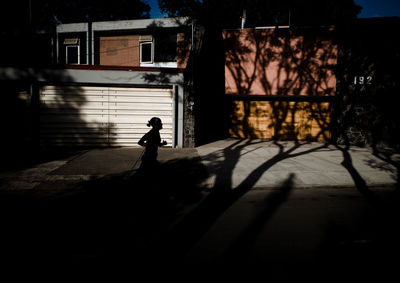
<box><xmin>0</xmin><ymin>139</ymin><xmax>398</xmax><ymax>191</ymax></box>
<box><xmin>0</xmin><ymin>147</ymin><xmax>199</xmax><ymax>191</ymax></box>
<box><xmin>196</xmin><ymin>139</ymin><xmax>398</xmax><ymax>190</ymax></box>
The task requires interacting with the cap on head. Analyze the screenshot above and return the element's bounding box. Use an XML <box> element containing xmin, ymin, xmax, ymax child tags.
<box><xmin>147</xmin><ymin>117</ymin><xmax>162</xmax><ymax>127</ymax></box>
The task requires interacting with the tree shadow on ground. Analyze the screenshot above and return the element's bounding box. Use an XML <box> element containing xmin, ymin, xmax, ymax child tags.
<box><xmin>154</xmin><ymin>140</ymin><xmax>329</xmax><ymax>265</ymax></box>
<box><xmin>0</xmin><ymin>156</ymin><xmax>209</xmax><ymax>271</ymax></box>
<box><xmin>314</xmin><ymin>143</ymin><xmax>400</xmax><ymax>281</ymax></box>
<box><xmin>221</xmin><ymin>172</ymin><xmax>295</xmax><ymax>264</ymax></box>
<box><xmin>0</xmin><ymin>140</ymin><xmax>330</xmax><ymax>272</ymax></box>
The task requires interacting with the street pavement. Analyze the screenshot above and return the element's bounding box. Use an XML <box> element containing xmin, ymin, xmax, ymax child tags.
<box><xmin>0</xmin><ymin>139</ymin><xmax>399</xmax><ymax>279</ymax></box>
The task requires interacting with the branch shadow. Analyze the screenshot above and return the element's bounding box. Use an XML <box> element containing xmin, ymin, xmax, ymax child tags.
<box><xmin>221</xmin><ymin>172</ymin><xmax>295</xmax><ymax>264</ymax></box>
<box><xmin>156</xmin><ymin>140</ymin><xmax>329</xmax><ymax>264</ymax></box>
<box><xmin>370</xmin><ymin>147</ymin><xmax>400</xmax><ymax>191</ymax></box>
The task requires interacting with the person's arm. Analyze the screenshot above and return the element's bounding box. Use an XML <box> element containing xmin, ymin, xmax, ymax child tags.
<box><xmin>159</xmin><ymin>140</ymin><xmax>167</xmax><ymax>146</ymax></box>
<box><xmin>138</xmin><ymin>133</ymin><xmax>148</xmax><ymax>146</ymax></box>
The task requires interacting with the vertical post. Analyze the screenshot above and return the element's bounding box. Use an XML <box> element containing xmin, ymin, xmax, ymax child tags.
<box><xmin>241</xmin><ymin>9</ymin><xmax>247</xmax><ymax>29</ymax></box>
<box><xmin>173</xmin><ymin>85</ymin><xmax>178</xmax><ymax>148</ymax></box>
<box><xmin>30</xmin><ymin>84</ymin><xmax>40</xmax><ymax>151</ymax></box>
<box><xmin>174</xmin><ymin>84</ymin><xmax>184</xmax><ymax>148</ymax></box>
<box><xmin>88</xmin><ymin>21</ymin><xmax>92</xmax><ymax>65</ymax></box>
<box><xmin>55</xmin><ymin>26</ymin><xmax>59</xmax><ymax>65</ymax></box>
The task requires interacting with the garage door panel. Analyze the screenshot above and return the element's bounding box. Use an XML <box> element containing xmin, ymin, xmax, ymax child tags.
<box><xmin>111</xmin><ymin>131</ymin><xmax>173</xmax><ymax>140</ymax></box>
<box><xmin>40</xmin><ymin>109</ymin><xmax>109</xmax><ymax>115</ymax></box>
<box><xmin>109</xmin><ymin>87</ymin><xmax>172</xmax><ymax>93</ymax></box>
<box><xmin>40</xmin><ymin>85</ymin><xmax>174</xmax><ymax>146</ymax></box>
<box><xmin>41</xmin><ymin>95</ymin><xmax>108</xmax><ymax>104</ymax></box>
<box><xmin>41</xmin><ymin>122</ymin><xmax>108</xmax><ymax>129</ymax></box>
<box><xmin>41</xmin><ymin>126</ymin><xmax>108</xmax><ymax>134</ymax></box>
<box><xmin>110</xmin><ymin>138</ymin><xmax>173</xmax><ymax>147</ymax></box>
<box><xmin>40</xmin><ymin>114</ymin><xmax>109</xmax><ymax>124</ymax></box>
<box><xmin>108</xmin><ymin>103</ymin><xmax>172</xmax><ymax>111</ymax></box>
<box><xmin>108</xmin><ymin>110</ymin><xmax>172</xmax><ymax>116</ymax></box>
<box><xmin>109</xmin><ymin>115</ymin><xmax>173</xmax><ymax>124</ymax></box>
<box><xmin>109</xmin><ymin>97</ymin><xmax>173</xmax><ymax>104</ymax></box>
<box><xmin>109</xmin><ymin>132</ymin><xmax>172</xmax><ymax>139</ymax></box>
<box><xmin>111</xmin><ymin>125</ymin><xmax>173</xmax><ymax>132</ymax></box>
<box><xmin>40</xmin><ymin>102</ymin><xmax>109</xmax><ymax>113</ymax></box>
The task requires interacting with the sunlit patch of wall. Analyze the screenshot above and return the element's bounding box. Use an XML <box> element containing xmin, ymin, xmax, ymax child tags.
<box><xmin>229</xmin><ymin>100</ymin><xmax>332</xmax><ymax>141</ymax></box>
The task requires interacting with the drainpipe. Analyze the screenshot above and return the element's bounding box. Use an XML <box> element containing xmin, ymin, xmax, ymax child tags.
<box><xmin>88</xmin><ymin>21</ymin><xmax>92</xmax><ymax>65</ymax></box>
<box><xmin>241</xmin><ymin>9</ymin><xmax>246</xmax><ymax>29</ymax></box>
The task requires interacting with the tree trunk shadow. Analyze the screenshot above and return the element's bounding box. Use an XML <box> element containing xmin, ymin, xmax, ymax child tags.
<box><xmin>157</xmin><ymin>141</ymin><xmax>328</xmax><ymax>264</ymax></box>
<box><xmin>221</xmin><ymin>172</ymin><xmax>296</xmax><ymax>264</ymax></box>
<box><xmin>336</xmin><ymin>144</ymin><xmax>377</xmax><ymax>204</ymax></box>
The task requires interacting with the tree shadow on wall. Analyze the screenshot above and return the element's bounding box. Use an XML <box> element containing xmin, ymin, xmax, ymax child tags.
<box><xmin>0</xmin><ymin>69</ymin><xmax>116</xmax><ymax>172</ymax></box>
<box><xmin>224</xmin><ymin>27</ymin><xmax>336</xmax><ymax>142</ymax></box>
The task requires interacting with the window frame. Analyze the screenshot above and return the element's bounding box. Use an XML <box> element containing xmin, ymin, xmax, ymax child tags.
<box><xmin>140</xmin><ymin>41</ymin><xmax>154</xmax><ymax>64</ymax></box>
<box><xmin>65</xmin><ymin>45</ymin><xmax>80</xmax><ymax>64</ymax></box>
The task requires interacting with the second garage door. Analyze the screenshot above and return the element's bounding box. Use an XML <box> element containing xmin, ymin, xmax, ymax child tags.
<box><xmin>40</xmin><ymin>85</ymin><xmax>174</xmax><ymax>146</ymax></box>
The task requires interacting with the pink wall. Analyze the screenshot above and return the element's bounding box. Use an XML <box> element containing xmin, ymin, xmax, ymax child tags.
<box><xmin>223</xmin><ymin>28</ymin><xmax>337</xmax><ymax>96</ymax></box>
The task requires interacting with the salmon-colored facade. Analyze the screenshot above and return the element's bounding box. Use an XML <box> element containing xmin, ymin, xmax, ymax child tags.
<box><xmin>223</xmin><ymin>28</ymin><xmax>337</xmax><ymax>141</ymax></box>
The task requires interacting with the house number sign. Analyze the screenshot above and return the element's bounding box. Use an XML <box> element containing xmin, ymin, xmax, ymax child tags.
<box><xmin>354</xmin><ymin>76</ymin><xmax>372</xmax><ymax>85</ymax></box>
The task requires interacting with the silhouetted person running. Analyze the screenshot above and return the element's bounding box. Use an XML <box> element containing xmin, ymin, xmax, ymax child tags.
<box><xmin>138</xmin><ymin>117</ymin><xmax>167</xmax><ymax>169</ymax></box>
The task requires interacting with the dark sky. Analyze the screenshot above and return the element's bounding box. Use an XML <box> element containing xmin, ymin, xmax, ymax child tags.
<box><xmin>355</xmin><ymin>0</ymin><xmax>400</xmax><ymax>18</ymax></box>
<box><xmin>146</xmin><ymin>0</ymin><xmax>400</xmax><ymax>19</ymax></box>
<box><xmin>145</xmin><ymin>0</ymin><xmax>165</xmax><ymax>18</ymax></box>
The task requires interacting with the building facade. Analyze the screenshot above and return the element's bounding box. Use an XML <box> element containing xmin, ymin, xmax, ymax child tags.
<box><xmin>1</xmin><ymin>17</ymin><xmax>195</xmax><ymax>148</ymax></box>
<box><xmin>223</xmin><ymin>26</ymin><xmax>337</xmax><ymax>141</ymax></box>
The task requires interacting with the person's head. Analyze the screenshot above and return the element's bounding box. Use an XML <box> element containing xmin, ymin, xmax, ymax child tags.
<box><xmin>147</xmin><ymin>117</ymin><xmax>163</xmax><ymax>129</ymax></box>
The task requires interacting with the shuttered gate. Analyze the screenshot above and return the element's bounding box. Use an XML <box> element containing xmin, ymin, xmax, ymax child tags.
<box><xmin>40</xmin><ymin>85</ymin><xmax>174</xmax><ymax>146</ymax></box>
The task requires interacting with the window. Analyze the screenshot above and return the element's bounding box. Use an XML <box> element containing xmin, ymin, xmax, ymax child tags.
<box><xmin>140</xmin><ymin>42</ymin><xmax>153</xmax><ymax>63</ymax></box>
<box><xmin>66</xmin><ymin>45</ymin><xmax>80</xmax><ymax>64</ymax></box>
<box><xmin>140</xmin><ymin>35</ymin><xmax>153</xmax><ymax>64</ymax></box>
<box><xmin>64</xmin><ymin>38</ymin><xmax>80</xmax><ymax>64</ymax></box>
<box><xmin>139</xmin><ymin>34</ymin><xmax>178</xmax><ymax>68</ymax></box>
<box><xmin>154</xmin><ymin>33</ymin><xmax>177</xmax><ymax>62</ymax></box>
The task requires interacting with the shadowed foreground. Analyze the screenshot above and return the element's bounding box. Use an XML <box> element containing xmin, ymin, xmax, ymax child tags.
<box><xmin>0</xmin><ymin>142</ymin><xmax>399</xmax><ymax>280</ymax></box>
<box><xmin>0</xmin><ymin>157</ymin><xmax>208</xmax><ymax>271</ymax></box>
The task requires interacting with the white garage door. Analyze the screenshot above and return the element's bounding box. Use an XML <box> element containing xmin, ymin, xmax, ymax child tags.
<box><xmin>40</xmin><ymin>85</ymin><xmax>174</xmax><ymax>146</ymax></box>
